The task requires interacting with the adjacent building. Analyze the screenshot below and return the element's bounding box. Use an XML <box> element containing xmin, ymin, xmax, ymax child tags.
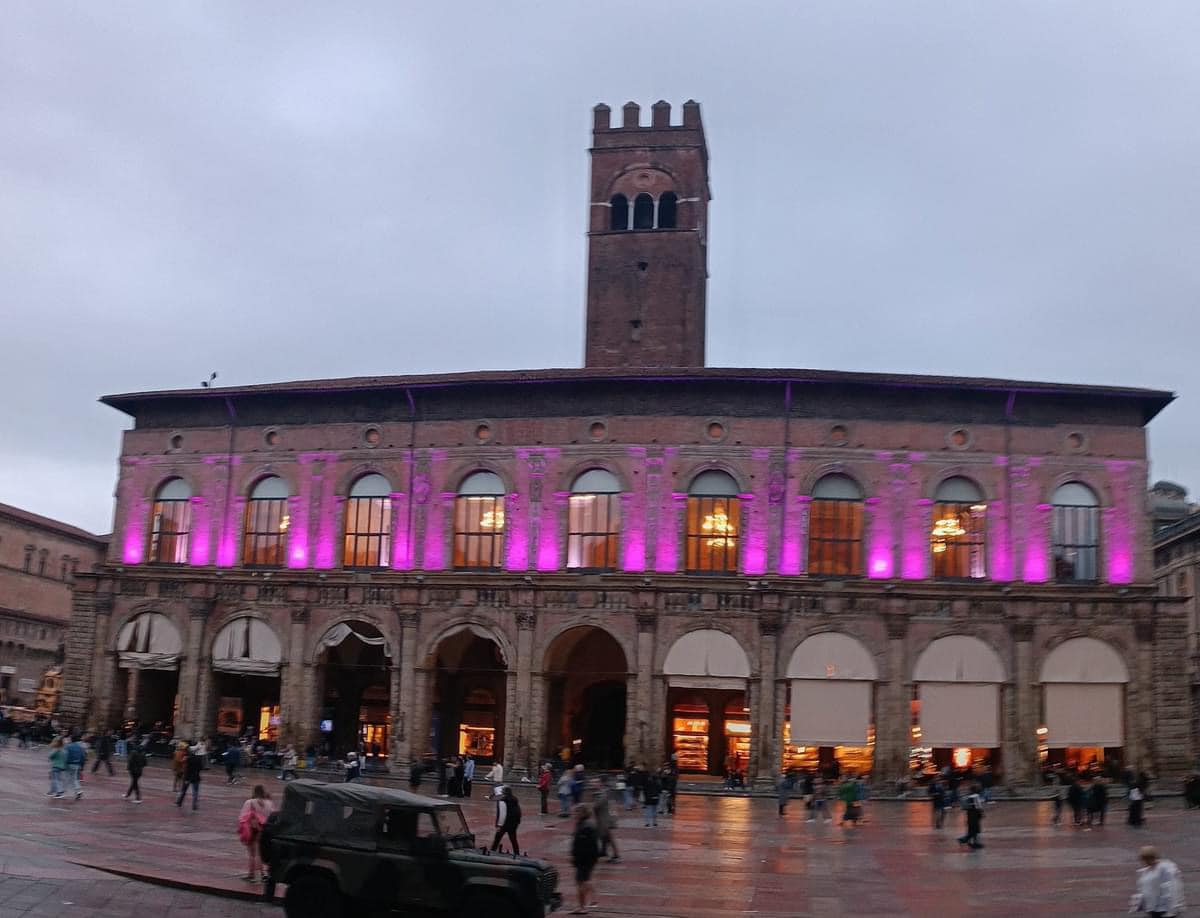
<box><xmin>62</xmin><ymin>101</ymin><xmax>1191</xmax><ymax>786</ymax></box>
<box><xmin>0</xmin><ymin>502</ymin><xmax>107</xmax><ymax>709</ymax></box>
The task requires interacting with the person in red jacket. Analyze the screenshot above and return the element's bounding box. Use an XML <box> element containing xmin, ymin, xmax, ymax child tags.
<box><xmin>537</xmin><ymin>763</ymin><xmax>552</xmax><ymax>814</ymax></box>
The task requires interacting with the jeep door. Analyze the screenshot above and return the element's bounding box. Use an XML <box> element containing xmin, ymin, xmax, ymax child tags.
<box><xmin>375</xmin><ymin>806</ymin><xmax>429</xmax><ymax>912</ymax></box>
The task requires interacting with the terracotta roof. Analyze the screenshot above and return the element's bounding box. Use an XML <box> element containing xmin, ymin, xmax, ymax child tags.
<box><xmin>0</xmin><ymin>502</ymin><xmax>109</xmax><ymax>546</ymax></box>
<box><xmin>101</xmin><ymin>365</ymin><xmax>1174</xmax><ymax>420</ymax></box>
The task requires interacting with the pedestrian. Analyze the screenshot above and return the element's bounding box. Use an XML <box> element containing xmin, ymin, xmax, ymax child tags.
<box><xmin>1088</xmin><ymin>778</ymin><xmax>1108</xmax><ymax>827</ymax></box>
<box><xmin>490</xmin><ymin>786</ymin><xmax>522</xmax><ymax>854</ymax></box>
<box><xmin>558</xmin><ymin>767</ymin><xmax>574</xmax><ymax>818</ymax></box>
<box><xmin>463</xmin><ymin>754</ymin><xmax>475</xmax><ymax>798</ymax></box>
<box><xmin>484</xmin><ymin>759</ymin><xmax>504</xmax><ymax>793</ymax></box>
<box><xmin>628</xmin><ymin>765</ymin><xmax>646</xmax><ymax>811</ymax></box>
<box><xmin>46</xmin><ymin>736</ymin><xmax>66</xmax><ymax>798</ymax></box>
<box><xmin>1130</xmin><ymin>845</ymin><xmax>1186</xmax><ymax>917</ymax></box>
<box><xmin>662</xmin><ymin>761</ymin><xmax>678</xmax><ymax>816</ymax></box>
<box><xmin>64</xmin><ymin>732</ymin><xmax>86</xmax><ymax>800</ymax></box>
<box><xmin>223</xmin><ymin>742</ymin><xmax>243</xmax><ymax>785</ymax></box>
<box><xmin>809</xmin><ymin>775</ymin><xmax>831</xmax><ymax>824</ymax></box>
<box><xmin>172</xmin><ymin>740</ymin><xmax>187</xmax><ymax>792</ymax></box>
<box><xmin>176</xmin><ymin>742</ymin><xmax>203</xmax><ymax>811</ymax></box>
<box><xmin>838</xmin><ymin>775</ymin><xmax>861</xmax><ymax>826</ymax></box>
<box><xmin>123</xmin><ymin>741</ymin><xmax>146</xmax><ymax>803</ymax></box>
<box><xmin>278</xmin><ymin>744</ymin><xmax>298</xmax><ymax>781</ymax></box>
<box><xmin>569</xmin><ymin>804</ymin><xmax>600</xmax><ymax>916</ymax></box>
<box><xmin>409</xmin><ymin>758</ymin><xmax>424</xmax><ymax>791</ymax></box>
<box><xmin>1128</xmin><ymin>783</ymin><xmax>1146</xmax><ymax>827</ymax></box>
<box><xmin>343</xmin><ymin>751</ymin><xmax>361</xmax><ymax>783</ymax></box>
<box><xmin>449</xmin><ymin>756</ymin><xmax>463</xmax><ymax>797</ymax></box>
<box><xmin>593</xmin><ymin>777</ymin><xmax>620</xmax><ymax>862</ymax></box>
<box><xmin>237</xmin><ymin>785</ymin><xmax>274</xmax><ymax>883</ymax></box>
<box><xmin>1051</xmin><ymin>780</ymin><xmax>1064</xmax><ymax>826</ymax></box>
<box><xmin>620</xmin><ymin>766</ymin><xmax>634</xmax><ymax>810</ymax></box>
<box><xmin>538</xmin><ymin>763</ymin><xmax>552</xmax><ymax>815</ymax></box>
<box><xmin>1067</xmin><ymin>777</ymin><xmax>1085</xmax><ymax>826</ymax></box>
<box><xmin>641</xmin><ymin>770</ymin><xmax>662</xmax><ymax>827</ymax></box>
<box><xmin>929</xmin><ymin>777</ymin><xmax>947</xmax><ymax>829</ymax></box>
<box><xmin>571</xmin><ymin>764</ymin><xmax>586</xmax><ymax>806</ymax></box>
<box><xmin>777</xmin><ymin>771</ymin><xmax>792</xmax><ymax>816</ymax></box>
<box><xmin>90</xmin><ymin>729</ymin><xmax>115</xmax><ymax>776</ymax></box>
<box><xmin>957</xmin><ymin>783</ymin><xmax>985</xmax><ymax>849</ymax></box>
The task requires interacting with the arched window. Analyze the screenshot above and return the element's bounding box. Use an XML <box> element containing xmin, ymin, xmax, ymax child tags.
<box><xmin>568</xmin><ymin>469</ymin><xmax>621</xmax><ymax>571</ymax></box>
<box><xmin>454</xmin><ymin>472</ymin><xmax>505</xmax><ymax>570</ymax></box>
<box><xmin>242</xmin><ymin>476</ymin><xmax>289</xmax><ymax>567</ymax></box>
<box><xmin>148</xmin><ymin>478</ymin><xmax>191</xmax><ymax>564</ymax></box>
<box><xmin>931</xmin><ymin>477</ymin><xmax>986</xmax><ymax>579</ymax></box>
<box><xmin>658</xmin><ymin>192</ymin><xmax>678</xmax><ymax>229</ymax></box>
<box><xmin>633</xmin><ymin>193</ymin><xmax>654</xmax><ymax>230</ymax></box>
<box><xmin>808</xmin><ymin>474</ymin><xmax>864</xmax><ymax>576</ymax></box>
<box><xmin>686</xmin><ymin>471</ymin><xmax>740</xmax><ymax>574</ymax></box>
<box><xmin>1052</xmin><ymin>482</ymin><xmax>1100</xmax><ymax>582</ymax></box>
<box><xmin>609</xmin><ymin>194</ymin><xmax>629</xmax><ymax>231</ymax></box>
<box><xmin>344</xmin><ymin>474</ymin><xmax>392</xmax><ymax>569</ymax></box>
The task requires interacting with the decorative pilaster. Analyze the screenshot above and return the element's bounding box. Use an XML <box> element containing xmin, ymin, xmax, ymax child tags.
<box><xmin>177</xmin><ymin>598</ymin><xmax>213</xmax><ymax>738</ymax></box>
<box><xmin>876</xmin><ymin>611</ymin><xmax>910</xmax><ymax>783</ymax></box>
<box><xmin>513</xmin><ymin>610</ymin><xmax>537</xmax><ymax>775</ymax></box>
<box><xmin>754</xmin><ymin>613</ymin><xmax>782</xmax><ymax>785</ymax></box>
<box><xmin>393</xmin><ymin>609</ymin><xmax>419</xmax><ymax>762</ymax></box>
<box><xmin>1006</xmin><ymin>617</ymin><xmax>1036</xmax><ymax>787</ymax></box>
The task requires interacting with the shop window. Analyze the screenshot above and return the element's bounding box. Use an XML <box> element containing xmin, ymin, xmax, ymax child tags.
<box><xmin>1051</xmin><ymin>482</ymin><xmax>1099</xmax><ymax>582</ymax></box>
<box><xmin>686</xmin><ymin>471</ymin><xmax>741</xmax><ymax>574</ymax></box>
<box><xmin>148</xmin><ymin>478</ymin><xmax>192</xmax><ymax>564</ymax></box>
<box><xmin>454</xmin><ymin>472</ymin><xmax>506</xmax><ymax>570</ymax></box>
<box><xmin>344</xmin><ymin>474</ymin><xmax>392</xmax><ymax>568</ymax></box>
<box><xmin>807</xmin><ymin>474</ymin><xmax>864</xmax><ymax>576</ymax></box>
<box><xmin>671</xmin><ymin>698</ymin><xmax>710</xmax><ymax>772</ymax></box>
<box><xmin>242</xmin><ymin>476</ymin><xmax>289</xmax><ymax>567</ymax></box>
<box><xmin>609</xmin><ymin>194</ymin><xmax>629</xmax><ymax>231</ymax></box>
<box><xmin>930</xmin><ymin>477</ymin><xmax>986</xmax><ymax>579</ymax></box>
<box><xmin>567</xmin><ymin>469</ymin><xmax>621</xmax><ymax>571</ymax></box>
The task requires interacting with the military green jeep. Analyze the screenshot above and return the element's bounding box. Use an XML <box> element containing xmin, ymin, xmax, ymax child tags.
<box><xmin>262</xmin><ymin>780</ymin><xmax>561</xmax><ymax>918</ymax></box>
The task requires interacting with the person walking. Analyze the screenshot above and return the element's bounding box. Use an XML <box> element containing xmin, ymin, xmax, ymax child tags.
<box><xmin>593</xmin><ymin>778</ymin><xmax>620</xmax><ymax>862</ymax></box>
<box><xmin>490</xmin><ymin>786</ymin><xmax>522</xmax><ymax>854</ymax></box>
<box><xmin>278</xmin><ymin>745</ymin><xmax>298</xmax><ymax>782</ymax></box>
<box><xmin>46</xmin><ymin>736</ymin><xmax>66</xmax><ymax>798</ymax></box>
<box><xmin>537</xmin><ymin>763</ymin><xmax>551</xmax><ymax>815</ymax></box>
<box><xmin>1128</xmin><ymin>783</ymin><xmax>1146</xmax><ymax>827</ymax></box>
<box><xmin>641</xmin><ymin>770</ymin><xmax>662</xmax><ymax>827</ymax></box>
<box><xmin>838</xmin><ymin>776</ymin><xmax>861</xmax><ymax>826</ymax></box>
<box><xmin>463</xmin><ymin>754</ymin><xmax>475</xmax><ymax>798</ymax></box>
<box><xmin>64</xmin><ymin>733</ymin><xmax>86</xmax><ymax>800</ymax></box>
<box><xmin>172</xmin><ymin>740</ymin><xmax>187</xmax><ymax>793</ymax></box>
<box><xmin>223</xmin><ymin>742</ymin><xmax>243</xmax><ymax>785</ymax></box>
<box><xmin>123</xmin><ymin>742</ymin><xmax>146</xmax><ymax>803</ymax></box>
<box><xmin>484</xmin><ymin>759</ymin><xmax>504</xmax><ymax>793</ymax></box>
<box><xmin>662</xmin><ymin>761</ymin><xmax>678</xmax><ymax>816</ymax></box>
<box><xmin>809</xmin><ymin>775</ymin><xmax>831</xmax><ymax>824</ymax></box>
<box><xmin>343</xmin><ymin>751</ymin><xmax>362</xmax><ymax>783</ymax></box>
<box><xmin>1051</xmin><ymin>780</ymin><xmax>1064</xmax><ymax>826</ymax></box>
<box><xmin>558</xmin><ymin>768</ymin><xmax>574</xmax><ymax>818</ymax></box>
<box><xmin>1131</xmin><ymin>846</ymin><xmax>1186</xmax><ymax>917</ymax></box>
<box><xmin>237</xmin><ymin>785</ymin><xmax>274</xmax><ymax>883</ymax></box>
<box><xmin>1067</xmin><ymin>778</ymin><xmax>1085</xmax><ymax>826</ymax></box>
<box><xmin>569</xmin><ymin>804</ymin><xmax>600</xmax><ymax>916</ymax></box>
<box><xmin>777</xmin><ymin>770</ymin><xmax>792</xmax><ymax>816</ymax></box>
<box><xmin>957</xmin><ymin>783</ymin><xmax>985</xmax><ymax>849</ymax></box>
<box><xmin>1088</xmin><ymin>778</ymin><xmax>1108</xmax><ymax>827</ymax></box>
<box><xmin>90</xmin><ymin>730</ymin><xmax>115</xmax><ymax>776</ymax></box>
<box><xmin>929</xmin><ymin>776</ymin><xmax>947</xmax><ymax>828</ymax></box>
<box><xmin>176</xmin><ymin>743</ymin><xmax>203</xmax><ymax>811</ymax></box>
<box><xmin>571</xmin><ymin>764</ymin><xmax>586</xmax><ymax>807</ymax></box>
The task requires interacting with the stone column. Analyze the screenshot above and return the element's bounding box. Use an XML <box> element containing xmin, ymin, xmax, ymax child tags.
<box><xmin>1005</xmin><ymin>618</ymin><xmax>1037</xmax><ymax>788</ymax></box>
<box><xmin>876</xmin><ymin>610</ymin><xmax>910</xmax><ymax>784</ymax></box>
<box><xmin>513</xmin><ymin>611</ymin><xmax>537</xmax><ymax>776</ymax></box>
<box><xmin>1127</xmin><ymin>612</ymin><xmax>1156</xmax><ymax>773</ymax></box>
<box><xmin>175</xmin><ymin>599</ymin><xmax>211</xmax><ymax>738</ymax></box>
<box><xmin>86</xmin><ymin>596</ymin><xmax>116</xmax><ymax>728</ymax></box>
<box><xmin>629</xmin><ymin>610</ymin><xmax>657</xmax><ymax>765</ymax></box>
<box><xmin>393</xmin><ymin>610</ymin><xmax>419</xmax><ymax>763</ymax></box>
<box><xmin>278</xmin><ymin>607</ymin><xmax>308</xmax><ymax>746</ymax></box>
<box><xmin>754</xmin><ymin>613</ymin><xmax>781</xmax><ymax>786</ymax></box>
<box><xmin>123</xmin><ymin>668</ymin><xmax>140</xmax><ymax>722</ymax></box>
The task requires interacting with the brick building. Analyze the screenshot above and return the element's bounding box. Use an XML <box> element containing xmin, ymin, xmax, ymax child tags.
<box><xmin>0</xmin><ymin>502</ymin><xmax>107</xmax><ymax>708</ymax></box>
<box><xmin>63</xmin><ymin>102</ymin><xmax>1191</xmax><ymax>786</ymax></box>
<box><xmin>1153</xmin><ymin>510</ymin><xmax>1200</xmax><ymax>759</ymax></box>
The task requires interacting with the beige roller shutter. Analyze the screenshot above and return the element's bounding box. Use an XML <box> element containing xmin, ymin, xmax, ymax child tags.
<box><xmin>1044</xmin><ymin>683</ymin><xmax>1123</xmax><ymax>747</ymax></box>
<box><xmin>790</xmin><ymin>679</ymin><xmax>872</xmax><ymax>746</ymax></box>
<box><xmin>918</xmin><ymin>683</ymin><xmax>999</xmax><ymax>747</ymax></box>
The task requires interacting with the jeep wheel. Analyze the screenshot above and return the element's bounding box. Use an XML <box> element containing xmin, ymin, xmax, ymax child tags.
<box><xmin>284</xmin><ymin>874</ymin><xmax>344</xmax><ymax>918</ymax></box>
<box><xmin>461</xmin><ymin>894</ymin><xmax>519</xmax><ymax>918</ymax></box>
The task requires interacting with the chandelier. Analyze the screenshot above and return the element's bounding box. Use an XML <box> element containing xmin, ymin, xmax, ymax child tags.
<box><xmin>480</xmin><ymin>508</ymin><xmax>505</xmax><ymax>530</ymax></box>
<box><xmin>702</xmin><ymin>504</ymin><xmax>736</xmax><ymax>547</ymax></box>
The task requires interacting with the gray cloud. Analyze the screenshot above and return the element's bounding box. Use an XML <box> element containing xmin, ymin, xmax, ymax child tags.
<box><xmin>3</xmin><ymin>1</ymin><xmax>1199</xmax><ymax>533</ymax></box>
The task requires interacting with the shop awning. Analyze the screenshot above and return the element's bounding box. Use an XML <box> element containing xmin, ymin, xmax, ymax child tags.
<box><xmin>663</xmin><ymin>629</ymin><xmax>750</xmax><ymax>688</ymax></box>
<box><xmin>790</xmin><ymin>679</ymin><xmax>872</xmax><ymax>746</ymax></box>
<box><xmin>116</xmin><ymin>612</ymin><xmax>183</xmax><ymax>671</ymax></box>
<box><xmin>918</xmin><ymin>683</ymin><xmax>999</xmax><ymax>747</ymax></box>
<box><xmin>213</xmin><ymin>617</ymin><xmax>284</xmax><ymax>676</ymax></box>
<box><xmin>1044</xmin><ymin>683</ymin><xmax>1124</xmax><ymax>747</ymax></box>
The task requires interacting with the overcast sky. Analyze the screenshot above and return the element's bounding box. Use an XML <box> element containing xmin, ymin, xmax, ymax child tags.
<box><xmin>3</xmin><ymin>2</ymin><xmax>1200</xmax><ymax>535</ymax></box>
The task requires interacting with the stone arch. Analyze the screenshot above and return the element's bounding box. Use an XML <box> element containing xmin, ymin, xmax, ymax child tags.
<box><xmin>537</xmin><ymin>617</ymin><xmax>635</xmax><ymax>677</ymax></box>
<box><xmin>234</xmin><ymin>464</ymin><xmax>300</xmax><ymax>499</ymax></box>
<box><xmin>308</xmin><ymin>612</ymin><xmax>396</xmax><ymax>665</ymax></box>
<box><xmin>1043</xmin><ymin>471</ymin><xmax>1111</xmax><ymax>507</ymax></box>
<box><xmin>912</xmin><ymin>633</ymin><xmax>1007</xmax><ymax>682</ymax></box>
<box><xmin>209</xmin><ymin>614</ymin><xmax>285</xmax><ymax>673</ymax></box>
<box><xmin>603</xmin><ymin>162</ymin><xmax>681</xmax><ymax>200</ymax></box>
<box><xmin>798</xmin><ymin>463</ymin><xmax>872</xmax><ymax>498</ymax></box>
<box><xmin>334</xmin><ymin>461</ymin><xmax>401</xmax><ymax>496</ymax></box>
<box><xmin>662</xmin><ymin>627</ymin><xmax>753</xmax><ymax>680</ymax></box>
<box><xmin>420</xmin><ymin>618</ymin><xmax>514</xmax><ymax>671</ymax></box>
<box><xmin>425</xmin><ymin>616</ymin><xmax>512</xmax><ymax>765</ymax></box>
<box><xmin>542</xmin><ymin>623</ymin><xmax>631</xmax><ymax>768</ymax></box>
<box><xmin>923</xmin><ymin>467</ymin><xmax>993</xmax><ymax>502</ymax></box>
<box><xmin>445</xmin><ymin>460</ymin><xmax>516</xmax><ymax>496</ymax></box>
<box><xmin>141</xmin><ymin>467</ymin><xmax>203</xmax><ymax>500</ymax></box>
<box><xmin>783</xmin><ymin>621</ymin><xmax>888</xmax><ymax>680</ymax></box>
<box><xmin>1039</xmin><ymin>636</ymin><xmax>1129</xmax><ymax>683</ymax></box>
<box><xmin>555</xmin><ymin>458</ymin><xmax>630</xmax><ymax>494</ymax></box>
<box><xmin>786</xmin><ymin>631</ymin><xmax>879</xmax><ymax>681</ymax></box>
<box><xmin>678</xmin><ymin>461</ymin><xmax>750</xmax><ymax>496</ymax></box>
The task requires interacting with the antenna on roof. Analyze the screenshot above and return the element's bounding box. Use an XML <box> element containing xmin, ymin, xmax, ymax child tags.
<box><xmin>200</xmin><ymin>372</ymin><xmax>218</xmax><ymax>388</ymax></box>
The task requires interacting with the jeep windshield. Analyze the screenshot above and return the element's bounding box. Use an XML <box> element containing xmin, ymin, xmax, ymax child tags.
<box><xmin>434</xmin><ymin>806</ymin><xmax>472</xmax><ymax>847</ymax></box>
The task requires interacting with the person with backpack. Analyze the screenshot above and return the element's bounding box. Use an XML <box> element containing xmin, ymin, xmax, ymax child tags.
<box><xmin>176</xmin><ymin>742</ymin><xmax>203</xmax><ymax>811</ymax></box>
<box><xmin>1131</xmin><ymin>846</ymin><xmax>1186</xmax><ymax>917</ymax></box>
<box><xmin>237</xmin><ymin>785</ymin><xmax>274</xmax><ymax>883</ymax></box>
<box><xmin>123</xmin><ymin>740</ymin><xmax>146</xmax><ymax>803</ymax></box>
<box><xmin>569</xmin><ymin>804</ymin><xmax>600</xmax><ymax>916</ymax></box>
<box><xmin>223</xmin><ymin>741</ymin><xmax>243</xmax><ymax>785</ymax></box>
<box><xmin>957</xmin><ymin>783</ymin><xmax>985</xmax><ymax>849</ymax></box>
<box><xmin>490</xmin><ymin>785</ymin><xmax>522</xmax><ymax>854</ymax></box>
<box><xmin>642</xmin><ymin>769</ymin><xmax>662</xmax><ymax>827</ymax></box>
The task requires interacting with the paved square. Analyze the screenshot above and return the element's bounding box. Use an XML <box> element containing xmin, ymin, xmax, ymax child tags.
<box><xmin>0</xmin><ymin>744</ymin><xmax>1196</xmax><ymax>916</ymax></box>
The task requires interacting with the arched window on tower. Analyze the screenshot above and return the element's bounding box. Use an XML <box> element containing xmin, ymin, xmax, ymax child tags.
<box><xmin>686</xmin><ymin>471</ymin><xmax>741</xmax><ymax>574</ymax></box>
<box><xmin>567</xmin><ymin>469</ymin><xmax>621</xmax><ymax>571</ymax></box>
<box><xmin>1052</xmin><ymin>482</ymin><xmax>1100</xmax><ymax>582</ymax></box>
<box><xmin>658</xmin><ymin>192</ymin><xmax>678</xmax><ymax>229</ymax></box>
<box><xmin>454</xmin><ymin>472</ymin><xmax>506</xmax><ymax>570</ymax></box>
<box><xmin>633</xmin><ymin>193</ymin><xmax>654</xmax><ymax>230</ymax></box>
<box><xmin>343</xmin><ymin>474</ymin><xmax>392</xmax><ymax>568</ymax></box>
<box><xmin>610</xmin><ymin>194</ymin><xmax>629</xmax><ymax>231</ymax></box>
<box><xmin>149</xmin><ymin>478</ymin><xmax>192</xmax><ymax>564</ymax></box>
<box><xmin>243</xmin><ymin>476</ymin><xmax>289</xmax><ymax>567</ymax></box>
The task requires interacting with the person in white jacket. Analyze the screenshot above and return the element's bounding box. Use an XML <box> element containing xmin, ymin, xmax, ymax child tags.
<box><xmin>1131</xmin><ymin>846</ymin><xmax>1186</xmax><ymax>917</ymax></box>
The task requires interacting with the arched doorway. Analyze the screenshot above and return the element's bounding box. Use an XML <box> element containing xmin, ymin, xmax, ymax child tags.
<box><xmin>431</xmin><ymin>626</ymin><xmax>507</xmax><ymax>765</ymax></box>
<box><xmin>544</xmin><ymin>626</ymin><xmax>628</xmax><ymax>768</ymax></box>
<box><xmin>316</xmin><ymin>621</ymin><xmax>391</xmax><ymax>763</ymax></box>
<box><xmin>1039</xmin><ymin>637</ymin><xmax>1128</xmax><ymax>775</ymax></box>
<box><xmin>115</xmin><ymin>612</ymin><xmax>183</xmax><ymax>732</ymax></box>
<box><xmin>662</xmin><ymin>629</ymin><xmax>752</xmax><ymax>776</ymax></box>
<box><xmin>211</xmin><ymin>617</ymin><xmax>283</xmax><ymax>744</ymax></box>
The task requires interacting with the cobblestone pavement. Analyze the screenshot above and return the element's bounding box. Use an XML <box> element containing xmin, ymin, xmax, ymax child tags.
<box><xmin>2</xmin><ymin>743</ymin><xmax>1199</xmax><ymax>917</ymax></box>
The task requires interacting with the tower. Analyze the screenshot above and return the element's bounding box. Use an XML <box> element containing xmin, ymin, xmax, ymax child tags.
<box><xmin>584</xmin><ymin>100</ymin><xmax>711</xmax><ymax>368</ymax></box>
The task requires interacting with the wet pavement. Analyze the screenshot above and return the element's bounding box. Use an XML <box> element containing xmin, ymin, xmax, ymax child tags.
<box><xmin>1</xmin><ymin>743</ymin><xmax>1197</xmax><ymax>916</ymax></box>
